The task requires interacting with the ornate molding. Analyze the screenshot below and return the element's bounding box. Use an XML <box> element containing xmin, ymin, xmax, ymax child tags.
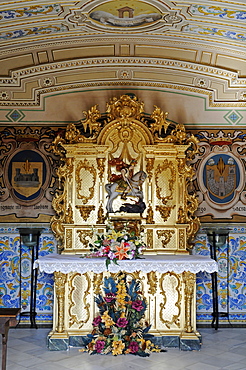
<box><xmin>155</xmin><ymin>160</ymin><xmax>176</xmax><ymax>204</ymax></box>
<box><xmin>157</xmin><ymin>229</ymin><xmax>175</xmax><ymax>248</ymax></box>
<box><xmin>76</xmin><ymin>205</ymin><xmax>95</xmax><ymax>221</ymax></box>
<box><xmin>156</xmin><ymin>205</ymin><xmax>174</xmax><ymax>222</ymax></box>
<box><xmin>75</xmin><ymin>159</ymin><xmax>96</xmax><ymax>204</ymax></box>
<box><xmin>76</xmin><ymin>229</ymin><xmax>93</xmax><ymax>248</ymax></box>
<box><xmin>68</xmin><ymin>272</ymin><xmax>91</xmax><ymax>329</ymax></box>
<box><xmin>147</xmin><ymin>271</ymin><xmax>157</xmax><ymax>295</ymax></box>
<box><xmin>159</xmin><ymin>272</ymin><xmax>181</xmax><ymax>329</ymax></box>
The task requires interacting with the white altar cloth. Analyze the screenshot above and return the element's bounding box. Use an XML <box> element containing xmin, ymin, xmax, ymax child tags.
<box><xmin>34</xmin><ymin>254</ymin><xmax>217</xmax><ymax>274</ymax></box>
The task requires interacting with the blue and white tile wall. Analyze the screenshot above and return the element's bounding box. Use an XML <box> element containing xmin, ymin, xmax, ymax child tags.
<box><xmin>1</xmin><ymin>223</ymin><xmax>245</xmax><ymax>326</ymax></box>
<box><xmin>0</xmin><ymin>224</ymin><xmax>56</xmax><ymax>325</ymax></box>
<box><xmin>194</xmin><ymin>225</ymin><xmax>246</xmax><ymax>325</ymax></box>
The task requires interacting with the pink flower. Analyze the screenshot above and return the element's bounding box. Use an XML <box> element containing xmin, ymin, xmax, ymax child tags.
<box><xmin>116</xmin><ymin>317</ymin><xmax>128</xmax><ymax>328</ymax></box>
<box><xmin>102</xmin><ymin>246</ymin><xmax>110</xmax><ymax>254</ymax></box>
<box><xmin>108</xmin><ymin>251</ymin><xmax>116</xmax><ymax>260</ymax></box>
<box><xmin>104</xmin><ymin>293</ymin><xmax>116</xmax><ymax>303</ymax></box>
<box><xmin>92</xmin><ymin>315</ymin><xmax>102</xmax><ymax>326</ymax></box>
<box><xmin>95</xmin><ymin>340</ymin><xmax>105</xmax><ymax>353</ymax></box>
<box><xmin>129</xmin><ymin>341</ymin><xmax>139</xmax><ymax>353</ymax></box>
<box><xmin>132</xmin><ymin>300</ymin><xmax>144</xmax><ymax>311</ymax></box>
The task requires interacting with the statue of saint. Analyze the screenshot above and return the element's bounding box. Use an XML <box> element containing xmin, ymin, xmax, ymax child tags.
<box><xmin>109</xmin><ymin>158</ymin><xmax>138</xmax><ymax>199</ymax></box>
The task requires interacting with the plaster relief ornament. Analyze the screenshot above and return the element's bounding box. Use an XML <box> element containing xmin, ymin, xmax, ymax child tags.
<box><xmin>89</xmin><ymin>10</ymin><xmax>162</xmax><ymax>27</ymax></box>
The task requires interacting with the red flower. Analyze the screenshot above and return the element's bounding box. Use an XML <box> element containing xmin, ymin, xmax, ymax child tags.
<box><xmin>116</xmin><ymin>317</ymin><xmax>128</xmax><ymax>328</ymax></box>
<box><xmin>92</xmin><ymin>315</ymin><xmax>102</xmax><ymax>326</ymax></box>
<box><xmin>129</xmin><ymin>341</ymin><xmax>139</xmax><ymax>353</ymax></box>
<box><xmin>132</xmin><ymin>300</ymin><xmax>144</xmax><ymax>311</ymax></box>
<box><xmin>104</xmin><ymin>292</ymin><xmax>116</xmax><ymax>303</ymax></box>
<box><xmin>102</xmin><ymin>246</ymin><xmax>110</xmax><ymax>254</ymax></box>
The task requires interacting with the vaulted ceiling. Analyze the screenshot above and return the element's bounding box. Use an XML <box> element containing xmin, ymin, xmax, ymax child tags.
<box><xmin>0</xmin><ymin>0</ymin><xmax>246</xmax><ymax>128</ymax></box>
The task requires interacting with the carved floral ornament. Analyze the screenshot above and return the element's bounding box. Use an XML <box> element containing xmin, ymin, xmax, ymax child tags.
<box><xmin>52</xmin><ymin>95</ymin><xmax>198</xmax><ymax>158</ymax></box>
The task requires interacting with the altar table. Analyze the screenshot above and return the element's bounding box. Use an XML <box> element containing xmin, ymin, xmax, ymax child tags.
<box><xmin>0</xmin><ymin>308</ymin><xmax>21</xmax><ymax>370</ymax></box>
<box><xmin>35</xmin><ymin>254</ymin><xmax>217</xmax><ymax>351</ymax></box>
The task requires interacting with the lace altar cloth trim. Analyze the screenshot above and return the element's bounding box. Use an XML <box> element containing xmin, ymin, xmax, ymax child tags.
<box><xmin>34</xmin><ymin>254</ymin><xmax>218</xmax><ymax>274</ymax></box>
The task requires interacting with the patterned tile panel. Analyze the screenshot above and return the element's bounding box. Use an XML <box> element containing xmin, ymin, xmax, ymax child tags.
<box><xmin>194</xmin><ymin>228</ymin><xmax>246</xmax><ymax>324</ymax></box>
<box><xmin>0</xmin><ymin>227</ymin><xmax>56</xmax><ymax>324</ymax></box>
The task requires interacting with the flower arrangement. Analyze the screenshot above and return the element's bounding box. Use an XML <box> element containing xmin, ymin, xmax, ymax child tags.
<box><xmin>87</xmin><ymin>221</ymin><xmax>147</xmax><ymax>269</ymax></box>
<box><xmin>81</xmin><ymin>274</ymin><xmax>161</xmax><ymax>356</ymax></box>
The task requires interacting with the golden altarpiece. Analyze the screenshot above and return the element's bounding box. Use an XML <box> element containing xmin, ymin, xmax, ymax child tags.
<box><xmin>44</xmin><ymin>94</ymin><xmax>213</xmax><ymax>350</ymax></box>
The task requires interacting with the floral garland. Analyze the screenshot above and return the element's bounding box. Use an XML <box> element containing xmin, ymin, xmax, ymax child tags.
<box><xmin>85</xmin><ymin>221</ymin><xmax>147</xmax><ymax>268</ymax></box>
<box><xmin>80</xmin><ymin>274</ymin><xmax>161</xmax><ymax>356</ymax></box>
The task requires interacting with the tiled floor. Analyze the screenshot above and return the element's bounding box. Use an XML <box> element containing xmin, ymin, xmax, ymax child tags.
<box><xmin>1</xmin><ymin>327</ymin><xmax>246</xmax><ymax>370</ymax></box>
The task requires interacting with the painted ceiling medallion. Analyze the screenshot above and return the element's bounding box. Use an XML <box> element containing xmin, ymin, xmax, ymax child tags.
<box><xmin>67</xmin><ymin>0</ymin><xmax>183</xmax><ymax>32</ymax></box>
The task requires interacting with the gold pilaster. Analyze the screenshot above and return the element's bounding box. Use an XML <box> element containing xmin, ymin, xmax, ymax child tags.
<box><xmin>183</xmin><ymin>271</ymin><xmax>196</xmax><ymax>333</ymax></box>
<box><xmin>54</xmin><ymin>271</ymin><xmax>67</xmax><ymax>333</ymax></box>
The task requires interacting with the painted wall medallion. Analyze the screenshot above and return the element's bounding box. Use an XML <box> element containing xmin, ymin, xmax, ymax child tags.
<box><xmin>6</xmin><ymin>149</ymin><xmax>49</xmax><ymax>205</ymax></box>
<box><xmin>203</xmin><ymin>154</ymin><xmax>239</xmax><ymax>204</ymax></box>
<box><xmin>195</xmin><ymin>130</ymin><xmax>246</xmax><ymax>219</ymax></box>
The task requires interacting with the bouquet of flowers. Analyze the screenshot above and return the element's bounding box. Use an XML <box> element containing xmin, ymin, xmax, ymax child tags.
<box><xmin>81</xmin><ymin>274</ymin><xmax>161</xmax><ymax>356</ymax></box>
<box><xmin>87</xmin><ymin>221</ymin><xmax>147</xmax><ymax>269</ymax></box>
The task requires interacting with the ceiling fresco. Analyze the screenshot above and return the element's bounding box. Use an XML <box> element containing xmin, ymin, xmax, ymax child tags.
<box><xmin>0</xmin><ymin>0</ymin><xmax>245</xmax><ymax>128</ymax></box>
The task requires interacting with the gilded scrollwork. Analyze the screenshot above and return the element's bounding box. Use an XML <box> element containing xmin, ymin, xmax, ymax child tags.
<box><xmin>96</xmin><ymin>157</ymin><xmax>105</xmax><ymax>181</ymax></box>
<box><xmin>75</xmin><ymin>159</ymin><xmax>96</xmax><ymax>204</ymax></box>
<box><xmin>65</xmin><ymin>123</ymin><xmax>81</xmax><ymax>143</ymax></box>
<box><xmin>106</xmin><ymin>94</ymin><xmax>144</xmax><ymax>120</ymax></box>
<box><xmin>146</xmin><ymin>205</ymin><xmax>154</xmax><ymax>224</ymax></box>
<box><xmin>145</xmin><ymin>157</ymin><xmax>155</xmax><ymax>181</ymax></box>
<box><xmin>146</xmin><ymin>229</ymin><xmax>153</xmax><ymax>249</ymax></box>
<box><xmin>96</xmin><ymin>204</ymin><xmax>105</xmax><ymax>224</ymax></box>
<box><xmin>93</xmin><ymin>272</ymin><xmax>104</xmax><ymax>295</ymax></box>
<box><xmin>177</xmin><ymin>206</ymin><xmax>186</xmax><ymax>224</ymax></box>
<box><xmin>156</xmin><ymin>205</ymin><xmax>174</xmax><ymax>222</ymax></box>
<box><xmin>76</xmin><ymin>229</ymin><xmax>93</xmax><ymax>248</ymax></box>
<box><xmin>150</xmin><ymin>107</ymin><xmax>169</xmax><ymax>136</ymax></box>
<box><xmin>82</xmin><ymin>105</ymin><xmax>101</xmax><ymax>136</ymax></box>
<box><xmin>186</xmin><ymin>216</ymin><xmax>200</xmax><ymax>245</ymax></box>
<box><xmin>64</xmin><ymin>203</ymin><xmax>74</xmax><ymax>224</ymax></box>
<box><xmin>76</xmin><ymin>205</ymin><xmax>95</xmax><ymax>221</ymax></box>
<box><xmin>177</xmin><ymin>158</ymin><xmax>186</xmax><ymax>175</ymax></box>
<box><xmin>50</xmin><ymin>190</ymin><xmax>66</xmax><ymax>247</ymax></box>
<box><xmin>178</xmin><ymin>229</ymin><xmax>185</xmax><ymax>249</ymax></box>
<box><xmin>51</xmin><ymin>157</ymin><xmax>74</xmax><ymax>244</ymax></box>
<box><xmin>66</xmin><ymin>229</ymin><xmax>73</xmax><ymax>249</ymax></box>
<box><xmin>52</xmin><ymin>134</ymin><xmax>66</xmax><ymax>157</ymax></box>
<box><xmin>157</xmin><ymin>229</ymin><xmax>175</xmax><ymax>248</ymax></box>
<box><xmin>183</xmin><ymin>271</ymin><xmax>196</xmax><ymax>333</ymax></box>
<box><xmin>147</xmin><ymin>271</ymin><xmax>157</xmax><ymax>295</ymax></box>
<box><xmin>185</xmin><ymin>193</ymin><xmax>200</xmax><ymax>243</ymax></box>
<box><xmin>56</xmin><ymin>157</ymin><xmax>74</xmax><ymax>183</ymax></box>
<box><xmin>155</xmin><ymin>160</ymin><xmax>176</xmax><ymax>204</ymax></box>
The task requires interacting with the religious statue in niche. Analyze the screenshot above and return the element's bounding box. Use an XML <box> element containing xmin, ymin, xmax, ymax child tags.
<box><xmin>105</xmin><ymin>157</ymin><xmax>147</xmax><ymax>214</ymax></box>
